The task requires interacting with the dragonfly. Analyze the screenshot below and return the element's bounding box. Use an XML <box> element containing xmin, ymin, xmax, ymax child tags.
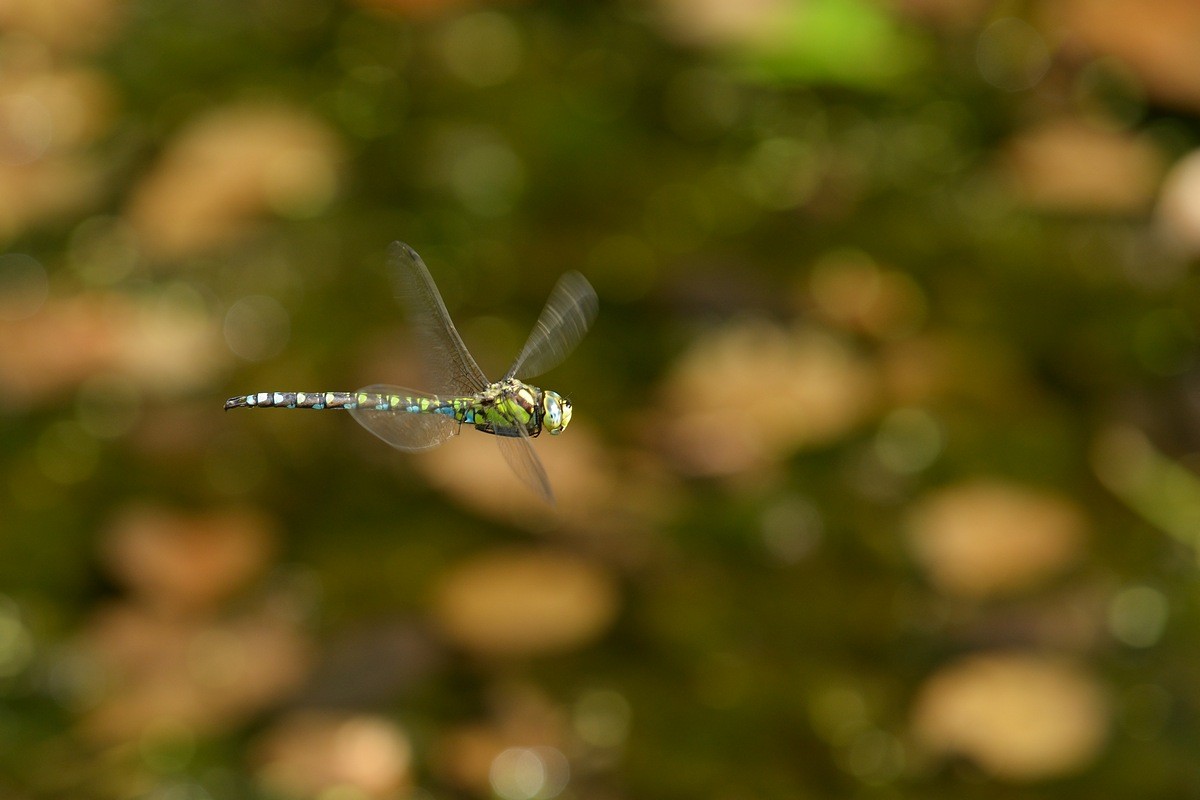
<box><xmin>225</xmin><ymin>241</ymin><xmax>598</xmax><ymax>504</ymax></box>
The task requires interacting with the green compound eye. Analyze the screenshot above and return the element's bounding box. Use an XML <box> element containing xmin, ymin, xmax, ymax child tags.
<box><xmin>543</xmin><ymin>391</ymin><xmax>571</xmax><ymax>434</ymax></box>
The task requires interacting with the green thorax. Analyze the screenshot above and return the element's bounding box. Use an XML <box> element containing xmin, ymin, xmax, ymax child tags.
<box><xmin>467</xmin><ymin>379</ymin><xmax>545</xmax><ymax>437</ymax></box>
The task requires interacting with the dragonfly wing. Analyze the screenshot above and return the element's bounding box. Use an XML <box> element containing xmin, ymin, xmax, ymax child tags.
<box><xmin>388</xmin><ymin>242</ymin><xmax>490</xmax><ymax>394</ymax></box>
<box><xmin>348</xmin><ymin>384</ymin><xmax>460</xmax><ymax>452</ymax></box>
<box><xmin>495</xmin><ymin>428</ymin><xmax>555</xmax><ymax>505</ymax></box>
<box><xmin>504</xmin><ymin>271</ymin><xmax>598</xmax><ymax>381</ymax></box>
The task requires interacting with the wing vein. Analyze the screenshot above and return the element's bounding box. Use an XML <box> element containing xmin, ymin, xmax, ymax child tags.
<box><xmin>388</xmin><ymin>242</ymin><xmax>489</xmax><ymax>394</ymax></box>
<box><xmin>505</xmin><ymin>271</ymin><xmax>598</xmax><ymax>380</ymax></box>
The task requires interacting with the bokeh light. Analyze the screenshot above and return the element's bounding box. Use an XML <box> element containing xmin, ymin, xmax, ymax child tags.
<box><xmin>905</xmin><ymin>481</ymin><xmax>1087</xmax><ymax>598</ymax></box>
<box><xmin>437</xmin><ymin>11</ymin><xmax>522</xmax><ymax>88</ymax></box>
<box><xmin>1158</xmin><ymin>149</ymin><xmax>1200</xmax><ymax>252</ymax></box>
<box><xmin>571</xmin><ymin>688</ymin><xmax>632</xmax><ymax>750</ymax></box>
<box><xmin>431</xmin><ymin>549</ymin><xmax>619</xmax><ymax>656</ymax></box>
<box><xmin>1108</xmin><ymin>585</ymin><xmax>1169</xmax><ymax>648</ymax></box>
<box><xmin>0</xmin><ymin>596</ymin><xmax>34</xmax><ymax>679</ymax></box>
<box><xmin>254</xmin><ymin>712</ymin><xmax>413</xmax><ymax>799</ymax></box>
<box><xmin>223</xmin><ymin>295</ymin><xmax>291</xmax><ymax>362</ymax></box>
<box><xmin>976</xmin><ymin>17</ymin><xmax>1050</xmax><ymax>92</ymax></box>
<box><xmin>911</xmin><ymin>653</ymin><xmax>1110</xmax><ymax>781</ymax></box>
<box><xmin>489</xmin><ymin>746</ymin><xmax>569</xmax><ymax>800</ymax></box>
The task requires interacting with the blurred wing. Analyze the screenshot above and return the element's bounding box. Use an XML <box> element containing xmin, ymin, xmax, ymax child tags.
<box><xmin>504</xmin><ymin>271</ymin><xmax>598</xmax><ymax>381</ymax></box>
<box><xmin>388</xmin><ymin>242</ymin><xmax>489</xmax><ymax>395</ymax></box>
<box><xmin>495</xmin><ymin>428</ymin><xmax>554</xmax><ymax>505</ymax></box>
<box><xmin>348</xmin><ymin>384</ymin><xmax>460</xmax><ymax>452</ymax></box>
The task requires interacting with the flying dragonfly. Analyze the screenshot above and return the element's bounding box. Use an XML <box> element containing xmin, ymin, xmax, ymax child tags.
<box><xmin>225</xmin><ymin>242</ymin><xmax>598</xmax><ymax>504</ymax></box>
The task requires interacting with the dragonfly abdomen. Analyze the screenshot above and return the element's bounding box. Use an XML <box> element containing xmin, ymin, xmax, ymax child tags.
<box><xmin>224</xmin><ymin>391</ymin><xmax>472</xmax><ymax>420</ymax></box>
<box><xmin>224</xmin><ymin>391</ymin><xmax>355</xmax><ymax>411</ymax></box>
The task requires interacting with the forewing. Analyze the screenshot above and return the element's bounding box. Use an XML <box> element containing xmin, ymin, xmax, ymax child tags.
<box><xmin>348</xmin><ymin>384</ymin><xmax>460</xmax><ymax>452</ymax></box>
<box><xmin>388</xmin><ymin>241</ymin><xmax>489</xmax><ymax>394</ymax></box>
<box><xmin>504</xmin><ymin>271</ymin><xmax>598</xmax><ymax>381</ymax></box>
<box><xmin>495</xmin><ymin>428</ymin><xmax>555</xmax><ymax>505</ymax></box>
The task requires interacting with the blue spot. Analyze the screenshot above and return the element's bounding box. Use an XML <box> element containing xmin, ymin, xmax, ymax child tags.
<box><xmin>313</xmin><ymin>404</ymin><xmax>324</xmax><ymax>410</ymax></box>
<box><xmin>406</xmin><ymin>404</ymin><xmax>419</xmax><ymax>413</ymax></box>
<box><xmin>435</xmin><ymin>406</ymin><xmax>454</xmax><ymax>416</ymax></box>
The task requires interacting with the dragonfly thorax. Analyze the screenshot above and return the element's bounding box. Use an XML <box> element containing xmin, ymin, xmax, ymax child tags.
<box><xmin>472</xmin><ymin>379</ymin><xmax>572</xmax><ymax>438</ymax></box>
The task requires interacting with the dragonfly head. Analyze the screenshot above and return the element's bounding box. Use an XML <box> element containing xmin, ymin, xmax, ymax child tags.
<box><xmin>542</xmin><ymin>390</ymin><xmax>572</xmax><ymax>435</ymax></box>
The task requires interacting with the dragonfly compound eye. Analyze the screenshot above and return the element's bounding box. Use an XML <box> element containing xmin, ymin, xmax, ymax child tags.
<box><xmin>543</xmin><ymin>390</ymin><xmax>571</xmax><ymax>434</ymax></box>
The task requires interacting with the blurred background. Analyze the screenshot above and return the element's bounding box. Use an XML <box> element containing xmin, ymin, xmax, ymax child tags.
<box><xmin>3</xmin><ymin>0</ymin><xmax>1200</xmax><ymax>797</ymax></box>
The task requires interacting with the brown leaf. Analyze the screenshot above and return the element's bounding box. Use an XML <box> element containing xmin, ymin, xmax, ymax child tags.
<box><xmin>100</xmin><ymin>505</ymin><xmax>277</xmax><ymax>615</ymax></box>
<box><xmin>906</xmin><ymin>480</ymin><xmax>1087</xmax><ymax>597</ymax></box>
<box><xmin>432</xmin><ymin>549</ymin><xmax>619</xmax><ymax>657</ymax></box>
<box><xmin>911</xmin><ymin>652</ymin><xmax>1109</xmax><ymax>780</ymax></box>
